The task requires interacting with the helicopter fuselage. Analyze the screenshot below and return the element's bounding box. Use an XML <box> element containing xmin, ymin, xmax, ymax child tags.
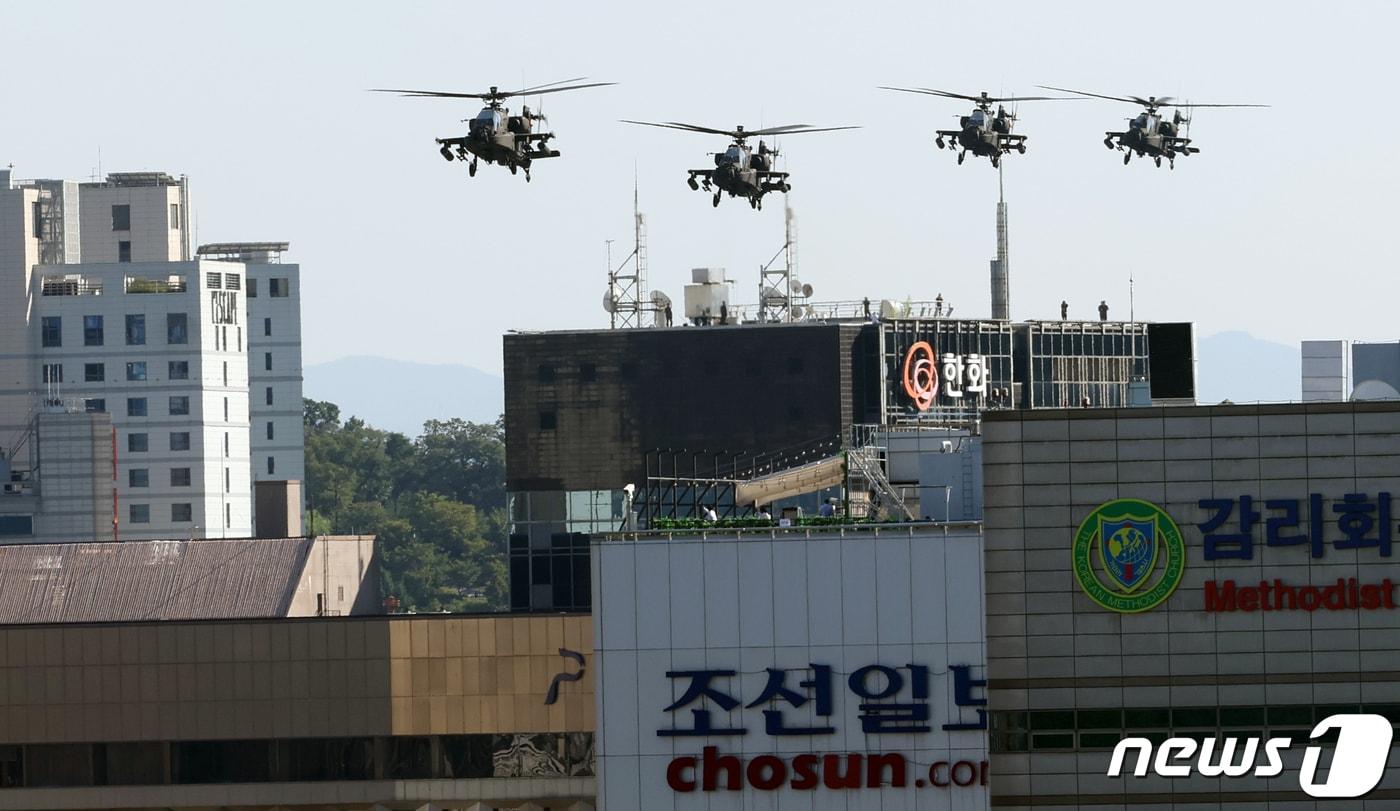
<box><xmin>935</xmin><ymin>107</ymin><xmax>1026</xmax><ymax>166</ymax></box>
<box><xmin>1104</xmin><ymin>111</ymin><xmax>1197</xmax><ymax>168</ymax></box>
<box><xmin>435</xmin><ymin>106</ymin><xmax>561</xmax><ymax>179</ymax></box>
<box><xmin>685</xmin><ymin>141</ymin><xmax>790</xmax><ymax>209</ymax></box>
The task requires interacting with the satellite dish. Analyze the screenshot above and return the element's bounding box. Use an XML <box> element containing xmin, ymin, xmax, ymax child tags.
<box><xmin>801</xmin><ymin>283</ymin><xmax>814</xmax><ymax>298</ymax></box>
<box><xmin>603</xmin><ymin>291</ymin><xmax>617</xmax><ymax>313</ymax></box>
<box><xmin>790</xmin><ymin>304</ymin><xmax>805</xmax><ymax>319</ymax></box>
<box><xmin>650</xmin><ymin>290</ymin><xmax>672</xmax><ymax>308</ymax></box>
<box><xmin>789</xmin><ymin>279</ymin><xmax>803</xmax><ymax>294</ymax></box>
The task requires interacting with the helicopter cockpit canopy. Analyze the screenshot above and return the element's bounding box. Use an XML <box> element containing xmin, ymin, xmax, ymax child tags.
<box><xmin>968</xmin><ymin>109</ymin><xmax>988</xmax><ymax>128</ymax></box>
<box><xmin>1130</xmin><ymin>112</ymin><xmax>1149</xmax><ymax>131</ymax></box>
<box><xmin>470</xmin><ymin>108</ymin><xmax>502</xmax><ymax>136</ymax></box>
<box><xmin>719</xmin><ymin>144</ymin><xmax>746</xmax><ymax>167</ymax></box>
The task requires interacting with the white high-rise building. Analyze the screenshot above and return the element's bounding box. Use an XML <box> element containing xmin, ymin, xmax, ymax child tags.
<box><xmin>0</xmin><ymin>168</ymin><xmax>303</xmax><ymax>543</ymax></box>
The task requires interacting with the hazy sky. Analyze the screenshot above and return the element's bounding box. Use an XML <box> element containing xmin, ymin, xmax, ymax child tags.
<box><xmin>4</xmin><ymin>2</ymin><xmax>1395</xmax><ymax>373</ymax></box>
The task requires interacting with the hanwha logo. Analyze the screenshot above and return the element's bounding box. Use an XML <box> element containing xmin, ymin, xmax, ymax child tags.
<box><xmin>901</xmin><ymin>341</ymin><xmax>938</xmax><ymax>411</ymax></box>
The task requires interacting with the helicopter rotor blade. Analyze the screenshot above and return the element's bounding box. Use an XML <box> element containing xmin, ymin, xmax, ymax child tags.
<box><xmin>1037</xmin><ymin>85</ymin><xmax>1143</xmax><ymax>105</ymax></box>
<box><xmin>369</xmin><ymin>88</ymin><xmax>490</xmax><ymax>99</ymax></box>
<box><xmin>1166</xmin><ymin>102</ymin><xmax>1271</xmax><ymax>108</ymax></box>
<box><xmin>500</xmin><ymin>81</ymin><xmax>617</xmax><ymax>99</ymax></box>
<box><xmin>505</xmin><ymin>76</ymin><xmax>589</xmax><ymax>95</ymax></box>
<box><xmin>620</xmin><ymin>120</ymin><xmax>737</xmax><ymax>137</ymax></box>
<box><xmin>748</xmin><ymin>124</ymin><xmax>860</xmax><ymax>136</ymax></box>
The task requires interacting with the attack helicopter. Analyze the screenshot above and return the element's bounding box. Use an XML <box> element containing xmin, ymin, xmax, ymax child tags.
<box><xmin>1038</xmin><ymin>86</ymin><xmax>1268</xmax><ymax>169</ymax></box>
<box><xmin>621</xmin><ymin>120</ymin><xmax>857</xmax><ymax>209</ymax></box>
<box><xmin>880</xmin><ymin>87</ymin><xmax>1073</xmax><ymax>167</ymax></box>
<box><xmin>370</xmin><ymin>78</ymin><xmax>615</xmax><ymax>181</ymax></box>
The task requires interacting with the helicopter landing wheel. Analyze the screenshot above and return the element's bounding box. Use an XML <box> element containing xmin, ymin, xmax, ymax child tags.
<box><xmin>712</xmin><ymin>191</ymin><xmax>721</xmax><ymax>208</ymax></box>
<box><xmin>468</xmin><ymin>160</ymin><xmax>477</xmax><ymax>177</ymax></box>
<box><xmin>1123</xmin><ymin>152</ymin><xmax>1131</xmax><ymax>165</ymax></box>
<box><xmin>957</xmin><ymin>152</ymin><xmax>965</xmax><ymax>165</ymax></box>
<box><xmin>1154</xmin><ymin>156</ymin><xmax>1162</xmax><ymax>168</ymax></box>
<box><xmin>991</xmin><ymin>155</ymin><xmax>1000</xmax><ymax>168</ymax></box>
<box><xmin>1169</xmin><ymin>160</ymin><xmax>1175</xmax><ymax>171</ymax></box>
<box><xmin>525</xmin><ymin>169</ymin><xmax>531</xmax><ymax>182</ymax></box>
<box><xmin>509</xmin><ymin>164</ymin><xmax>518</xmax><ymax>176</ymax></box>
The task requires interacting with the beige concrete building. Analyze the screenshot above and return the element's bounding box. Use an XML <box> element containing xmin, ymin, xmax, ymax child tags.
<box><xmin>0</xmin><ymin>613</ymin><xmax>595</xmax><ymax>810</ymax></box>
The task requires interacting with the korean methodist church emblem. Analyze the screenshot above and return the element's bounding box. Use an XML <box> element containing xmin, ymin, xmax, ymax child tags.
<box><xmin>1072</xmin><ymin>499</ymin><xmax>1185</xmax><ymax>613</ymax></box>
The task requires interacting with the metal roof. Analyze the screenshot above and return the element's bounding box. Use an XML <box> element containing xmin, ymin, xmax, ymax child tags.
<box><xmin>0</xmin><ymin>538</ymin><xmax>314</xmax><ymax>625</ymax></box>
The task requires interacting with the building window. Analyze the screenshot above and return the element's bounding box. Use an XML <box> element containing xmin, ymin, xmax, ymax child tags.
<box><xmin>264</xmin><ymin>352</ymin><xmax>272</xmax><ymax>371</ymax></box>
<box><xmin>265</xmin><ymin>386</ymin><xmax>273</xmax><ymax>406</ymax></box>
<box><xmin>169</xmin><ymin>360</ymin><xmax>189</xmax><ymax>380</ymax></box>
<box><xmin>169</xmin><ymin>203</ymin><xmax>180</xmax><ymax>229</ymax></box>
<box><xmin>111</xmin><ymin>205</ymin><xmax>130</xmax><ymax>231</ymax></box>
<box><xmin>128</xmin><ymin>469</ymin><xmax>149</xmax><ymax>488</ymax></box>
<box><xmin>171</xmin><ymin>468</ymin><xmax>191</xmax><ymax>487</ymax></box>
<box><xmin>84</xmin><ymin>363</ymin><xmax>105</xmax><ymax>382</ymax></box>
<box><xmin>223</xmin><ymin>397</ymin><xmax>228</xmax><ymax>421</ymax></box>
<box><xmin>41</xmin><ymin>316</ymin><xmax>61</xmax><ymax>347</ymax></box>
<box><xmin>129</xmin><ymin>504</ymin><xmax>150</xmax><ymax>524</ymax></box>
<box><xmin>236</xmin><ymin>327</ymin><xmax>242</xmax><ymax>352</ymax></box>
<box><xmin>171</xmin><ymin>503</ymin><xmax>192</xmax><ymax>522</ymax></box>
<box><xmin>267</xmin><ymin>456</ymin><xmax>275</xmax><ymax>475</ymax></box>
<box><xmin>266</xmin><ymin>421</ymin><xmax>274</xmax><ymax>440</ymax></box>
<box><xmin>118</xmin><ymin>241</ymin><xmax>131</xmax><ymax>263</ymax></box>
<box><xmin>127</xmin><ymin>433</ymin><xmax>148</xmax><ymax>453</ymax></box>
<box><xmin>224</xmin><ymin>273</ymin><xmax>240</xmax><ymax>291</ymax></box>
<box><xmin>263</xmin><ymin>317</ymin><xmax>271</xmax><ymax>337</ymax></box>
<box><xmin>247</xmin><ymin>278</ymin><xmax>257</xmax><ymax>297</ymax></box>
<box><xmin>225</xmin><ymin>503</ymin><xmax>231</xmax><ymax>528</ymax></box>
<box><xmin>170</xmin><ymin>432</ymin><xmax>190</xmax><ymax>451</ymax></box>
<box><xmin>83</xmin><ymin>315</ymin><xmax>104</xmax><ymax>346</ymax></box>
<box><xmin>224</xmin><ymin>467</ymin><xmax>230</xmax><ymax>493</ymax></box>
<box><xmin>167</xmin><ymin>313</ymin><xmax>188</xmax><ymax>344</ymax></box>
<box><xmin>42</xmin><ymin>364</ymin><xmax>62</xmax><ymax>384</ymax></box>
<box><xmin>223</xmin><ymin>432</ymin><xmax>229</xmax><ymax>457</ymax></box>
<box><xmin>269</xmin><ymin>278</ymin><xmax>288</xmax><ymax>297</ymax></box>
<box><xmin>31</xmin><ymin>200</ymin><xmax>43</xmax><ymax>238</ymax></box>
<box><xmin>125</xmin><ymin>314</ymin><xmax>145</xmax><ymax>345</ymax></box>
<box><xmin>127</xmin><ymin>397</ymin><xmax>147</xmax><ymax>417</ymax></box>
<box><xmin>222</xmin><ymin>361</ymin><xmax>228</xmax><ymax>386</ymax></box>
<box><xmin>206</xmin><ymin>272</ymin><xmax>222</xmax><ymax>289</ymax></box>
<box><xmin>125</xmin><ymin>361</ymin><xmax>147</xmax><ymax>381</ymax></box>
<box><xmin>169</xmin><ymin>396</ymin><xmax>190</xmax><ymax>416</ymax></box>
<box><xmin>85</xmin><ymin>398</ymin><xmax>105</xmax><ymax>413</ymax></box>
<box><xmin>539</xmin><ymin>411</ymin><xmax>557</xmax><ymax>430</ymax></box>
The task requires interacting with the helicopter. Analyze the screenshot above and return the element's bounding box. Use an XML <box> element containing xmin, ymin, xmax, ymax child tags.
<box><xmin>621</xmin><ymin>120</ymin><xmax>857</xmax><ymax>209</ymax></box>
<box><xmin>370</xmin><ymin>78</ymin><xmax>614</xmax><ymax>181</ymax></box>
<box><xmin>880</xmin><ymin>87</ymin><xmax>1072</xmax><ymax>167</ymax></box>
<box><xmin>1038</xmin><ymin>86</ymin><xmax>1269</xmax><ymax>169</ymax></box>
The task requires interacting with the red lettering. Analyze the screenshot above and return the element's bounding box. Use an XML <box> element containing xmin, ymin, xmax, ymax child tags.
<box><xmin>865</xmin><ymin>753</ymin><xmax>906</xmax><ymax>787</ymax></box>
<box><xmin>1238</xmin><ymin>587</ymin><xmax>1259</xmax><ymax>611</ymax></box>
<box><xmin>1274</xmin><ymin>580</ymin><xmax>1297</xmax><ymax>610</ymax></box>
<box><xmin>790</xmin><ymin>754</ymin><xmax>820</xmax><ymax>790</ymax></box>
<box><xmin>746</xmin><ymin>755</ymin><xmax>786</xmax><ymax>790</ymax></box>
<box><xmin>929</xmin><ymin>761</ymin><xmax>950</xmax><ymax>787</ymax></box>
<box><xmin>1300</xmin><ymin>587</ymin><xmax>1321</xmax><ymax>611</ymax></box>
<box><xmin>666</xmin><ymin>757</ymin><xmax>697</xmax><ymax>792</ymax></box>
<box><xmin>1384</xmin><ymin>579</ymin><xmax>1397</xmax><ymax>609</ymax></box>
<box><xmin>1324</xmin><ymin>579</ymin><xmax>1347</xmax><ymax>609</ymax></box>
<box><xmin>701</xmin><ymin>745</ymin><xmax>741</xmax><ymax>791</ymax></box>
<box><xmin>1363</xmin><ymin>584</ymin><xmax>1383</xmax><ymax>609</ymax></box>
<box><xmin>1204</xmin><ymin>580</ymin><xmax>1236</xmax><ymax>611</ymax></box>
<box><xmin>951</xmin><ymin>760</ymin><xmax>977</xmax><ymax>786</ymax></box>
<box><xmin>822</xmin><ymin>754</ymin><xmax>864</xmax><ymax>789</ymax></box>
<box><xmin>980</xmin><ymin>759</ymin><xmax>990</xmax><ymax>786</ymax></box>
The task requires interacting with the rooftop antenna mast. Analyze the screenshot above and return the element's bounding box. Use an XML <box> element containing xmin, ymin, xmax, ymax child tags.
<box><xmin>990</xmin><ymin>162</ymin><xmax>1010</xmax><ymax>320</ymax></box>
<box><xmin>604</xmin><ymin>175</ymin><xmax>649</xmax><ymax>328</ymax></box>
<box><xmin>758</xmin><ymin>197</ymin><xmax>805</xmax><ymax>323</ymax></box>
